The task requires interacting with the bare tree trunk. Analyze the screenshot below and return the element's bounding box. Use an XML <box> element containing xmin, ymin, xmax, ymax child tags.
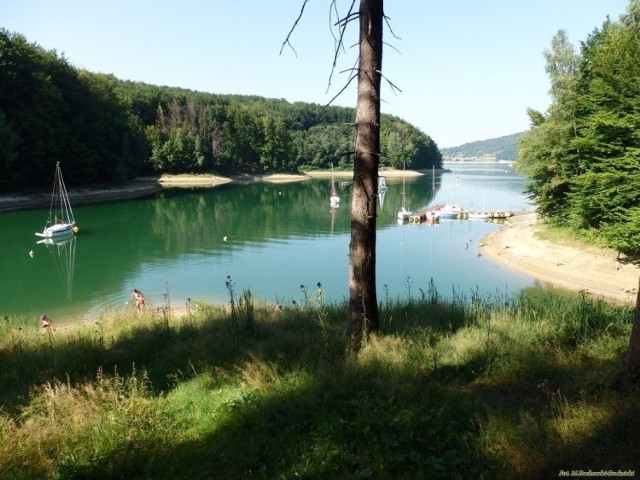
<box><xmin>621</xmin><ymin>277</ymin><xmax>640</xmax><ymax>385</ymax></box>
<box><xmin>348</xmin><ymin>0</ymin><xmax>383</xmax><ymax>349</ymax></box>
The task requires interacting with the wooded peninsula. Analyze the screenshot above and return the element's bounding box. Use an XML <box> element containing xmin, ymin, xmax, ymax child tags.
<box><xmin>0</xmin><ymin>29</ymin><xmax>441</xmax><ymax>195</ymax></box>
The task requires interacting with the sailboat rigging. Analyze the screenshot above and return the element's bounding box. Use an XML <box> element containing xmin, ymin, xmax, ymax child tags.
<box><xmin>378</xmin><ymin>165</ymin><xmax>388</xmax><ymax>193</ymax></box>
<box><xmin>378</xmin><ymin>164</ymin><xmax>388</xmax><ymax>208</ymax></box>
<box><xmin>37</xmin><ymin>235</ymin><xmax>77</xmax><ymax>300</ymax></box>
<box><xmin>35</xmin><ymin>162</ymin><xmax>78</xmax><ymax>239</ymax></box>
<box><xmin>330</xmin><ymin>163</ymin><xmax>340</xmax><ymax>208</ymax></box>
<box><xmin>397</xmin><ymin>161</ymin><xmax>412</xmax><ymax>221</ymax></box>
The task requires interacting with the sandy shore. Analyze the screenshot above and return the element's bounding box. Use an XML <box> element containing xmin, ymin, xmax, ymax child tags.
<box><xmin>0</xmin><ymin>173</ymin><xmax>313</xmax><ymax>212</ymax></box>
<box><xmin>305</xmin><ymin>168</ymin><xmax>429</xmax><ymax>178</ymax></box>
<box><xmin>0</xmin><ymin>169</ymin><xmax>433</xmax><ymax>212</ymax></box>
<box><xmin>479</xmin><ymin>212</ymin><xmax>639</xmax><ymax>305</ymax></box>
<box><xmin>157</xmin><ymin>173</ymin><xmax>311</xmax><ymax>185</ymax></box>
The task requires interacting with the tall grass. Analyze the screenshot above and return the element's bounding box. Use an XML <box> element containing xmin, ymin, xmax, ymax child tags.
<box><xmin>0</xmin><ymin>283</ymin><xmax>638</xmax><ymax>479</ymax></box>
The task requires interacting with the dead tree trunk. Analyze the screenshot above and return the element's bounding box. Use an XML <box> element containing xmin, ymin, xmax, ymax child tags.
<box><xmin>348</xmin><ymin>0</ymin><xmax>383</xmax><ymax>349</ymax></box>
<box><xmin>621</xmin><ymin>277</ymin><xmax>640</xmax><ymax>385</ymax></box>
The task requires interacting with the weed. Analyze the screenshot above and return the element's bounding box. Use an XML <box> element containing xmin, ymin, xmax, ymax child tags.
<box><xmin>238</xmin><ymin>289</ymin><xmax>256</xmax><ymax>334</ymax></box>
<box><xmin>0</xmin><ymin>286</ymin><xmax>637</xmax><ymax>479</ymax></box>
<box><xmin>225</xmin><ymin>275</ymin><xmax>238</xmax><ymax>334</ymax></box>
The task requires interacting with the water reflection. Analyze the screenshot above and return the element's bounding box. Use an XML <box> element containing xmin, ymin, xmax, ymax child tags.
<box><xmin>37</xmin><ymin>235</ymin><xmax>77</xmax><ymax>300</ymax></box>
<box><xmin>0</xmin><ymin>164</ymin><xmax>533</xmax><ymax>324</ymax></box>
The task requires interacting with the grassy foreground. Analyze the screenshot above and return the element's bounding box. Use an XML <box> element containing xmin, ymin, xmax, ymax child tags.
<box><xmin>1</xmin><ymin>284</ymin><xmax>639</xmax><ymax>479</ymax></box>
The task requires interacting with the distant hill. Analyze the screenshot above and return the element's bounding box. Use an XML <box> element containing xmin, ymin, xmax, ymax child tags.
<box><xmin>441</xmin><ymin>132</ymin><xmax>525</xmax><ymax>161</ymax></box>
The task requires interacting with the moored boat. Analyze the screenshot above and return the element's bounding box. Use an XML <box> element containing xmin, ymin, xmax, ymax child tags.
<box><xmin>467</xmin><ymin>211</ymin><xmax>491</xmax><ymax>221</ymax></box>
<box><xmin>378</xmin><ymin>165</ymin><xmax>388</xmax><ymax>193</ymax></box>
<box><xmin>35</xmin><ymin>162</ymin><xmax>78</xmax><ymax>239</ymax></box>
<box><xmin>397</xmin><ymin>162</ymin><xmax>412</xmax><ymax>221</ymax></box>
<box><xmin>437</xmin><ymin>204</ymin><xmax>463</xmax><ymax>220</ymax></box>
<box><xmin>329</xmin><ymin>163</ymin><xmax>340</xmax><ymax>208</ymax></box>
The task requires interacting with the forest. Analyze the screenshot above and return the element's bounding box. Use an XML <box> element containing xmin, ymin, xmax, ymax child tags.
<box><xmin>0</xmin><ymin>29</ymin><xmax>442</xmax><ymax>193</ymax></box>
<box><xmin>518</xmin><ymin>1</ymin><xmax>640</xmax><ymax>256</ymax></box>
<box><xmin>441</xmin><ymin>132</ymin><xmax>523</xmax><ymax>161</ymax></box>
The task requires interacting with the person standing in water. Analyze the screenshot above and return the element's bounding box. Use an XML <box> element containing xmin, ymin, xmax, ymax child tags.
<box><xmin>40</xmin><ymin>314</ymin><xmax>53</xmax><ymax>330</ymax></box>
<box><xmin>131</xmin><ymin>289</ymin><xmax>147</xmax><ymax>313</ymax></box>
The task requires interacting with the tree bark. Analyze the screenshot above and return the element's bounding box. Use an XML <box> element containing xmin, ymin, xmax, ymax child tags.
<box><xmin>348</xmin><ymin>0</ymin><xmax>383</xmax><ymax>349</ymax></box>
<box><xmin>621</xmin><ymin>277</ymin><xmax>640</xmax><ymax>385</ymax></box>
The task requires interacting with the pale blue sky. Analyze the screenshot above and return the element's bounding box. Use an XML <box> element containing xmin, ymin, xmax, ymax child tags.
<box><xmin>1</xmin><ymin>1</ymin><xmax>631</xmax><ymax>147</ymax></box>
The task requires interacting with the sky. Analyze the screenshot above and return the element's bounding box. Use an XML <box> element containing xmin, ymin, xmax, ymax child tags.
<box><xmin>0</xmin><ymin>0</ymin><xmax>632</xmax><ymax>148</ymax></box>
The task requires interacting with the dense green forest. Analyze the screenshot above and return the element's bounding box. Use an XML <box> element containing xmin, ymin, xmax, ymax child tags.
<box><xmin>0</xmin><ymin>29</ymin><xmax>441</xmax><ymax>193</ymax></box>
<box><xmin>518</xmin><ymin>0</ymin><xmax>640</xmax><ymax>255</ymax></box>
<box><xmin>441</xmin><ymin>132</ymin><xmax>523</xmax><ymax>161</ymax></box>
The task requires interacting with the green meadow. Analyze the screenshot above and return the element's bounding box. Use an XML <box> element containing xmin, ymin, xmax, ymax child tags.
<box><xmin>1</xmin><ymin>283</ymin><xmax>638</xmax><ymax>479</ymax></box>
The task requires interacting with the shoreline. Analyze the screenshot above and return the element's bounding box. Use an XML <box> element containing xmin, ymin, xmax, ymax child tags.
<box><xmin>479</xmin><ymin>212</ymin><xmax>639</xmax><ymax>305</ymax></box>
<box><xmin>0</xmin><ymin>169</ymin><xmax>435</xmax><ymax>212</ymax></box>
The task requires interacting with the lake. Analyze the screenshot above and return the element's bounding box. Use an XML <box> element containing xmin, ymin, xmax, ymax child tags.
<box><xmin>0</xmin><ymin>163</ymin><xmax>535</xmax><ymax>326</ymax></box>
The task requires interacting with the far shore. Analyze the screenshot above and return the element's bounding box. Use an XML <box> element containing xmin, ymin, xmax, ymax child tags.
<box><xmin>0</xmin><ymin>168</ymin><xmax>435</xmax><ymax>212</ymax></box>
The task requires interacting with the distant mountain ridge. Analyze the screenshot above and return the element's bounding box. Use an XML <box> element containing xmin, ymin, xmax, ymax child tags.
<box><xmin>441</xmin><ymin>132</ymin><xmax>524</xmax><ymax>161</ymax></box>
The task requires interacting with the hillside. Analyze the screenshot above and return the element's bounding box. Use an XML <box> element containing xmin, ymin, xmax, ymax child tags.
<box><xmin>441</xmin><ymin>132</ymin><xmax>524</xmax><ymax>161</ymax></box>
<box><xmin>0</xmin><ymin>29</ymin><xmax>442</xmax><ymax>193</ymax></box>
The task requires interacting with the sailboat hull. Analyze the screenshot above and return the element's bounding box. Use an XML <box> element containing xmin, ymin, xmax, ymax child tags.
<box><xmin>438</xmin><ymin>204</ymin><xmax>463</xmax><ymax>220</ymax></box>
<box><xmin>36</xmin><ymin>222</ymin><xmax>75</xmax><ymax>238</ymax></box>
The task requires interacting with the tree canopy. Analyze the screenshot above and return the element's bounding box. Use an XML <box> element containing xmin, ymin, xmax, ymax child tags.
<box><xmin>0</xmin><ymin>29</ymin><xmax>442</xmax><ymax>193</ymax></box>
<box><xmin>518</xmin><ymin>0</ymin><xmax>640</xmax><ymax>255</ymax></box>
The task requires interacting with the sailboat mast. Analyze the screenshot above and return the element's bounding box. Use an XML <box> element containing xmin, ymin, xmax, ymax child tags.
<box><xmin>56</xmin><ymin>162</ymin><xmax>75</xmax><ymax>224</ymax></box>
<box><xmin>330</xmin><ymin>162</ymin><xmax>340</xmax><ymax>207</ymax></box>
<box><xmin>401</xmin><ymin>161</ymin><xmax>406</xmax><ymax>209</ymax></box>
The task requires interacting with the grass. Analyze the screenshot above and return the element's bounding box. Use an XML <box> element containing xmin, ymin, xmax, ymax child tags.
<box><xmin>1</xmin><ymin>284</ymin><xmax>639</xmax><ymax>479</ymax></box>
<box><xmin>534</xmin><ymin>220</ymin><xmax>611</xmax><ymax>253</ymax></box>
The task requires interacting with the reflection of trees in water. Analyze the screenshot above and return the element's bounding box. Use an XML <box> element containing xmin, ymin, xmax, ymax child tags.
<box><xmin>146</xmin><ymin>177</ymin><xmax>444</xmax><ymax>253</ymax></box>
<box><xmin>149</xmin><ymin>181</ymin><xmax>342</xmax><ymax>249</ymax></box>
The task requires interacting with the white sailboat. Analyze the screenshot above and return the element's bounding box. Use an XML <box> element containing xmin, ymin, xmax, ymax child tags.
<box><xmin>330</xmin><ymin>163</ymin><xmax>340</xmax><ymax>208</ymax></box>
<box><xmin>439</xmin><ymin>168</ymin><xmax>462</xmax><ymax>219</ymax></box>
<box><xmin>35</xmin><ymin>162</ymin><xmax>78</xmax><ymax>239</ymax></box>
<box><xmin>423</xmin><ymin>165</ymin><xmax>441</xmax><ymax>222</ymax></box>
<box><xmin>397</xmin><ymin>162</ymin><xmax>412</xmax><ymax>221</ymax></box>
<box><xmin>378</xmin><ymin>165</ymin><xmax>388</xmax><ymax>193</ymax></box>
<box><xmin>468</xmin><ymin>189</ymin><xmax>491</xmax><ymax>220</ymax></box>
<box><xmin>378</xmin><ymin>164</ymin><xmax>388</xmax><ymax>208</ymax></box>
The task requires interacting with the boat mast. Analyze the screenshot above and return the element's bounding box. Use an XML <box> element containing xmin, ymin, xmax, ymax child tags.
<box><xmin>56</xmin><ymin>162</ymin><xmax>75</xmax><ymax>224</ymax></box>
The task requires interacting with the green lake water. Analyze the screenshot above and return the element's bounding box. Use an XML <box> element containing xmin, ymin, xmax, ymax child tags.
<box><xmin>0</xmin><ymin>163</ymin><xmax>536</xmax><ymax>326</ymax></box>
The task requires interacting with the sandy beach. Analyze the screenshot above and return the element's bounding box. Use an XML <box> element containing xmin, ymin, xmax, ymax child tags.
<box><xmin>157</xmin><ymin>173</ymin><xmax>311</xmax><ymax>185</ymax></box>
<box><xmin>479</xmin><ymin>212</ymin><xmax>639</xmax><ymax>305</ymax></box>
<box><xmin>0</xmin><ymin>173</ymin><xmax>313</xmax><ymax>212</ymax></box>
